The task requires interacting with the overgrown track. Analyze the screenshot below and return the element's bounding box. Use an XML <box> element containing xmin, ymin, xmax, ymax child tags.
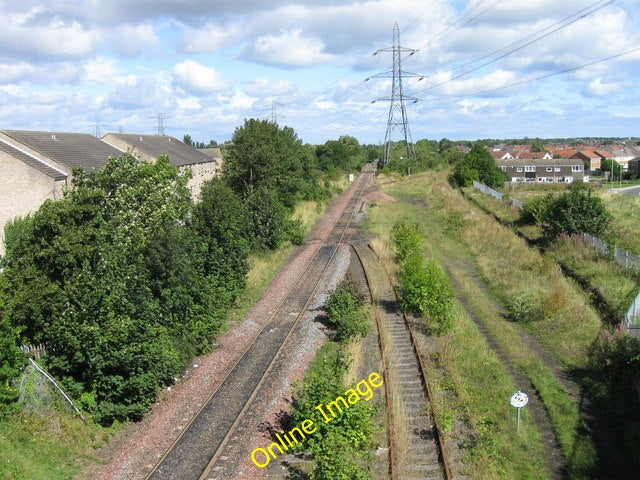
<box><xmin>144</xmin><ymin>167</ymin><xmax>373</xmax><ymax>480</ymax></box>
<box><xmin>351</xmin><ymin>244</ymin><xmax>452</xmax><ymax>480</ymax></box>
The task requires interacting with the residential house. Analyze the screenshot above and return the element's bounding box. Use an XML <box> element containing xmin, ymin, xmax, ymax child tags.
<box><xmin>570</xmin><ymin>149</ymin><xmax>611</xmax><ymax>171</ymax></box>
<box><xmin>628</xmin><ymin>157</ymin><xmax>640</xmax><ymax>177</ymax></box>
<box><xmin>612</xmin><ymin>146</ymin><xmax>640</xmax><ymax>171</ymax></box>
<box><xmin>497</xmin><ymin>158</ymin><xmax>586</xmax><ymax>184</ymax></box>
<box><xmin>0</xmin><ymin>130</ymin><xmax>123</xmax><ymax>255</ymax></box>
<box><xmin>101</xmin><ymin>133</ymin><xmax>218</xmax><ymax>200</ymax></box>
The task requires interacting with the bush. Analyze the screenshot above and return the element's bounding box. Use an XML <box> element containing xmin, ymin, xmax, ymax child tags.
<box><xmin>326</xmin><ymin>277</ymin><xmax>369</xmax><ymax>343</ymax></box>
<box><xmin>244</xmin><ymin>187</ymin><xmax>288</xmax><ymax>250</ymax></box>
<box><xmin>519</xmin><ymin>194</ymin><xmax>554</xmax><ymax>226</ymax></box>
<box><xmin>449</xmin><ymin>143</ymin><xmax>508</xmax><ymax>188</ymax></box>
<box><xmin>544</xmin><ymin>188</ymin><xmax>612</xmax><ymax>238</ymax></box>
<box><xmin>398</xmin><ymin>256</ymin><xmax>455</xmax><ymax>335</ymax></box>
<box><xmin>291</xmin><ymin>343</ymin><xmax>375</xmax><ymax>480</ymax></box>
<box><xmin>392</xmin><ymin>222</ymin><xmax>455</xmax><ymax>335</ymax></box>
<box><xmin>391</xmin><ymin>221</ymin><xmax>423</xmax><ymax>262</ymax></box>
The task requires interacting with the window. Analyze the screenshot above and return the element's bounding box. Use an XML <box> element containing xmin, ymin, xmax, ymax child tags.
<box><xmin>546</xmin><ymin>167</ymin><xmax>553</xmax><ymax>172</ymax></box>
<box><xmin>572</xmin><ymin>165</ymin><xmax>582</xmax><ymax>172</ymax></box>
<box><xmin>500</xmin><ymin>166</ymin><xmax>506</xmax><ymax>171</ymax></box>
<box><xmin>554</xmin><ymin>167</ymin><xmax>561</xmax><ymax>172</ymax></box>
<box><xmin>525</xmin><ymin>166</ymin><xmax>535</xmax><ymax>172</ymax></box>
<box><xmin>516</xmin><ymin>167</ymin><xmax>523</xmax><ymax>172</ymax></box>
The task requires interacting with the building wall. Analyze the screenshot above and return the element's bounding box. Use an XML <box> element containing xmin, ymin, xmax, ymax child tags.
<box><xmin>500</xmin><ymin>163</ymin><xmax>584</xmax><ymax>183</ymax></box>
<box><xmin>179</xmin><ymin>161</ymin><xmax>216</xmax><ymax>201</ymax></box>
<box><xmin>0</xmin><ymin>153</ymin><xmax>65</xmax><ymax>255</ymax></box>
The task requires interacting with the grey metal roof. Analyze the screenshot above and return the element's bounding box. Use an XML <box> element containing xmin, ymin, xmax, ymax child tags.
<box><xmin>1</xmin><ymin>130</ymin><xmax>122</xmax><ymax>172</ymax></box>
<box><xmin>0</xmin><ymin>139</ymin><xmax>67</xmax><ymax>180</ymax></box>
<box><xmin>104</xmin><ymin>134</ymin><xmax>213</xmax><ymax>167</ymax></box>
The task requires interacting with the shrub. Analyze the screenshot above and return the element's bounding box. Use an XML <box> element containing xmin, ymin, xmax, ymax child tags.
<box><xmin>326</xmin><ymin>277</ymin><xmax>369</xmax><ymax>343</ymax></box>
<box><xmin>519</xmin><ymin>194</ymin><xmax>554</xmax><ymax>226</ymax></box>
<box><xmin>392</xmin><ymin>222</ymin><xmax>455</xmax><ymax>335</ymax></box>
<box><xmin>398</xmin><ymin>256</ymin><xmax>455</xmax><ymax>335</ymax></box>
<box><xmin>544</xmin><ymin>188</ymin><xmax>612</xmax><ymax>238</ymax></box>
<box><xmin>448</xmin><ymin>143</ymin><xmax>508</xmax><ymax>188</ymax></box>
<box><xmin>291</xmin><ymin>343</ymin><xmax>375</xmax><ymax>480</ymax></box>
<box><xmin>391</xmin><ymin>221</ymin><xmax>423</xmax><ymax>262</ymax></box>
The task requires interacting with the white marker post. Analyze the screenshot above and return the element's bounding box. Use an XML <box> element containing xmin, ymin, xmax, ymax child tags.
<box><xmin>510</xmin><ymin>391</ymin><xmax>529</xmax><ymax>432</ymax></box>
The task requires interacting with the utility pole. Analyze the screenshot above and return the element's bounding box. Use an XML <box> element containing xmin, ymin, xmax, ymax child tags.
<box><xmin>367</xmin><ymin>22</ymin><xmax>425</xmax><ymax>165</ymax></box>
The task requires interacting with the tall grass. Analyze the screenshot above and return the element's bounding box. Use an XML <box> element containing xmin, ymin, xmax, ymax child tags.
<box><xmin>0</xmin><ymin>409</ymin><xmax>114</xmax><ymax>480</ymax></box>
<box><xmin>599</xmin><ymin>190</ymin><xmax>640</xmax><ymax>255</ymax></box>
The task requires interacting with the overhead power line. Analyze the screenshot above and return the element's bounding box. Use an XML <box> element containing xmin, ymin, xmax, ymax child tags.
<box><xmin>413</xmin><ymin>0</ymin><xmax>618</xmax><ymax>96</ymax></box>
<box><xmin>424</xmin><ymin>45</ymin><xmax>640</xmax><ymax>101</ymax></box>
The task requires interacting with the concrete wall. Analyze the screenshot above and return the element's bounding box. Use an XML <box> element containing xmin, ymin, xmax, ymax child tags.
<box><xmin>184</xmin><ymin>161</ymin><xmax>217</xmax><ymax>201</ymax></box>
<box><xmin>0</xmin><ymin>152</ymin><xmax>65</xmax><ymax>255</ymax></box>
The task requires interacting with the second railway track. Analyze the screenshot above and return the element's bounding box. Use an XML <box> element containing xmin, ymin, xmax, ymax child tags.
<box><xmin>145</xmin><ymin>166</ymin><xmax>374</xmax><ymax>480</ymax></box>
<box><xmin>351</xmin><ymin>243</ymin><xmax>453</xmax><ymax>480</ymax></box>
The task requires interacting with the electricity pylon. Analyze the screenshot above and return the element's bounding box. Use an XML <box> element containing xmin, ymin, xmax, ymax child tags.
<box><xmin>367</xmin><ymin>23</ymin><xmax>424</xmax><ymax>165</ymax></box>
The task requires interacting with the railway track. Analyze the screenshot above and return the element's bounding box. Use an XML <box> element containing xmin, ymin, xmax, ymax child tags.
<box><xmin>144</xmin><ymin>166</ymin><xmax>373</xmax><ymax>480</ymax></box>
<box><xmin>351</xmin><ymin>243</ymin><xmax>453</xmax><ymax>480</ymax></box>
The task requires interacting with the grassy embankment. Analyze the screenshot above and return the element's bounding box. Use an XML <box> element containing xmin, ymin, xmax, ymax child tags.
<box><xmin>464</xmin><ymin>186</ymin><xmax>640</xmax><ymax>326</ymax></box>
<box><xmin>0</xmin><ymin>195</ymin><xmax>332</xmax><ymax>480</ymax></box>
<box><xmin>367</xmin><ymin>171</ymin><xmax>600</xmax><ymax>479</ymax></box>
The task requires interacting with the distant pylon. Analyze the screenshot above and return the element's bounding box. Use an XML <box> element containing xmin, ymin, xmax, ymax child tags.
<box><xmin>367</xmin><ymin>23</ymin><xmax>425</xmax><ymax>165</ymax></box>
<box><xmin>156</xmin><ymin>112</ymin><xmax>166</xmax><ymax>136</ymax></box>
<box><xmin>271</xmin><ymin>98</ymin><xmax>284</xmax><ymax>125</ymax></box>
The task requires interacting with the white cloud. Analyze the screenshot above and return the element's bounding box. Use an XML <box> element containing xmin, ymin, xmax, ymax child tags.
<box><xmin>246</xmin><ymin>29</ymin><xmax>332</xmax><ymax>67</ymax></box>
<box><xmin>0</xmin><ymin>16</ymin><xmax>98</xmax><ymax>60</ymax></box>
<box><xmin>172</xmin><ymin>60</ymin><xmax>228</xmax><ymax>95</ymax></box>
<box><xmin>587</xmin><ymin>78</ymin><xmax>622</xmax><ymax>97</ymax></box>
<box><xmin>179</xmin><ymin>22</ymin><xmax>241</xmax><ymax>53</ymax></box>
<box><xmin>245</xmin><ymin>77</ymin><xmax>296</xmax><ymax>96</ymax></box>
<box><xmin>84</xmin><ymin>57</ymin><xmax>122</xmax><ymax>83</ymax></box>
<box><xmin>110</xmin><ymin>23</ymin><xmax>159</xmax><ymax>57</ymax></box>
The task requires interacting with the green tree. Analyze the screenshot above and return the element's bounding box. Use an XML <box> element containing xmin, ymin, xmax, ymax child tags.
<box><xmin>449</xmin><ymin>143</ymin><xmax>507</xmax><ymax>188</ymax></box>
<box><xmin>601</xmin><ymin>158</ymin><xmax>622</xmax><ymax>178</ymax></box>
<box><xmin>544</xmin><ymin>187</ymin><xmax>612</xmax><ymax>238</ymax></box>
<box><xmin>192</xmin><ymin>178</ymin><xmax>249</xmax><ymax>300</ymax></box>
<box><xmin>0</xmin><ymin>272</ymin><xmax>23</xmax><ymax>415</ymax></box>
<box><xmin>531</xmin><ymin>138</ymin><xmax>546</xmax><ymax>153</ymax></box>
<box><xmin>438</xmin><ymin>138</ymin><xmax>454</xmax><ymax>154</ymax></box>
<box><xmin>316</xmin><ymin>136</ymin><xmax>365</xmax><ymax>173</ymax></box>
<box><xmin>223</xmin><ymin>119</ymin><xmax>312</xmax><ymax>208</ymax></box>
<box><xmin>183</xmin><ymin>134</ymin><xmax>193</xmax><ymax>146</ymax></box>
<box><xmin>245</xmin><ymin>187</ymin><xmax>288</xmax><ymax>250</ymax></box>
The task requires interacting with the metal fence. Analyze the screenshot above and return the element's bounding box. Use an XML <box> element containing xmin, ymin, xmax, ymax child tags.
<box><xmin>472</xmin><ymin>180</ymin><xmax>523</xmax><ymax>209</ymax></box>
<box><xmin>581</xmin><ymin>233</ymin><xmax>640</xmax><ymax>271</ymax></box>
<box><xmin>20</xmin><ymin>343</ymin><xmax>48</xmax><ymax>359</ymax></box>
<box><xmin>473</xmin><ymin>180</ymin><xmax>503</xmax><ymax>201</ymax></box>
<box><xmin>472</xmin><ymin>180</ymin><xmax>640</xmax><ymax>331</ymax></box>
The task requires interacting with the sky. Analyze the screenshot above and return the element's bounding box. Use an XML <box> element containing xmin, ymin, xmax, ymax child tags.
<box><xmin>0</xmin><ymin>0</ymin><xmax>639</xmax><ymax>145</ymax></box>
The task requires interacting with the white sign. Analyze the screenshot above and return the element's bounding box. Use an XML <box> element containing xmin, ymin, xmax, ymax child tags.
<box><xmin>510</xmin><ymin>391</ymin><xmax>529</xmax><ymax>408</ymax></box>
<box><xmin>510</xmin><ymin>391</ymin><xmax>529</xmax><ymax>432</ymax></box>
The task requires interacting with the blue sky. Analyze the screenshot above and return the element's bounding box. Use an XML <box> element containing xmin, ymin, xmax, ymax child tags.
<box><xmin>0</xmin><ymin>0</ymin><xmax>638</xmax><ymax>145</ymax></box>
